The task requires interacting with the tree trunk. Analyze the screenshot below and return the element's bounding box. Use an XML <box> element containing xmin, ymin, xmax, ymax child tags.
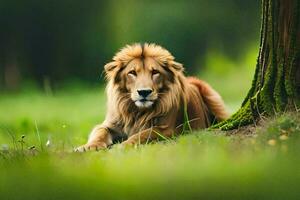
<box><xmin>214</xmin><ymin>0</ymin><xmax>300</xmax><ymax>130</ymax></box>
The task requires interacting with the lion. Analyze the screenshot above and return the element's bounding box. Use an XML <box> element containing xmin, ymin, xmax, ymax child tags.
<box><xmin>76</xmin><ymin>43</ymin><xmax>229</xmax><ymax>151</ymax></box>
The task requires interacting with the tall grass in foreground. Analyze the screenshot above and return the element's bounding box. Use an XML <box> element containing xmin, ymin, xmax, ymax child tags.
<box><xmin>0</xmin><ymin>112</ymin><xmax>299</xmax><ymax>200</ymax></box>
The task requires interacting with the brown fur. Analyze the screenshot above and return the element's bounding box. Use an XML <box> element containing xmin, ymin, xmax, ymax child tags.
<box><xmin>76</xmin><ymin>43</ymin><xmax>229</xmax><ymax>151</ymax></box>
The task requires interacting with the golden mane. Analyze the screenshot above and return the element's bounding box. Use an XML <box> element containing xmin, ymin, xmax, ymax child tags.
<box><xmin>113</xmin><ymin>43</ymin><xmax>175</xmax><ymax>65</ymax></box>
<box><xmin>105</xmin><ymin>46</ymin><xmax>183</xmax><ymax>134</ymax></box>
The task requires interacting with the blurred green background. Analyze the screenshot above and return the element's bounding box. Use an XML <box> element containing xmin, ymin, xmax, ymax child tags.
<box><xmin>0</xmin><ymin>0</ymin><xmax>260</xmax><ymax>90</ymax></box>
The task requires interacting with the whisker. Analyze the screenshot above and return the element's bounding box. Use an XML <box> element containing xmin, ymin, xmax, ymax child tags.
<box><xmin>157</xmin><ymin>92</ymin><xmax>167</xmax><ymax>94</ymax></box>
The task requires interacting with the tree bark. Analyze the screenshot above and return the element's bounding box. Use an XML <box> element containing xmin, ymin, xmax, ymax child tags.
<box><xmin>214</xmin><ymin>0</ymin><xmax>300</xmax><ymax>130</ymax></box>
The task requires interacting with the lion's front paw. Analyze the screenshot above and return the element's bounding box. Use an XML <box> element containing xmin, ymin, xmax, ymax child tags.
<box><xmin>75</xmin><ymin>142</ymin><xmax>107</xmax><ymax>152</ymax></box>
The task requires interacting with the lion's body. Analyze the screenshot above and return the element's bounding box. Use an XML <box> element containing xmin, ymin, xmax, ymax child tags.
<box><xmin>77</xmin><ymin>43</ymin><xmax>229</xmax><ymax>151</ymax></box>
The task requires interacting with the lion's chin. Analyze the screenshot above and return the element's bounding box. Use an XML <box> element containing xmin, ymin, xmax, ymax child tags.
<box><xmin>134</xmin><ymin>100</ymin><xmax>154</xmax><ymax>108</ymax></box>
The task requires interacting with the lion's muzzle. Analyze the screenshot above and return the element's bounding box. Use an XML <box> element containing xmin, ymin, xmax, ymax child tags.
<box><xmin>133</xmin><ymin>88</ymin><xmax>156</xmax><ymax>108</ymax></box>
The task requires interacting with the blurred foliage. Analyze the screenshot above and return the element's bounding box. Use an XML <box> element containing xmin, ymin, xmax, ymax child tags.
<box><xmin>0</xmin><ymin>0</ymin><xmax>260</xmax><ymax>90</ymax></box>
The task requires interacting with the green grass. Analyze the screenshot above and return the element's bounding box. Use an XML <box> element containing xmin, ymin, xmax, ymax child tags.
<box><xmin>0</xmin><ymin>88</ymin><xmax>106</xmax><ymax>148</ymax></box>
<box><xmin>1</xmin><ymin>86</ymin><xmax>300</xmax><ymax>200</ymax></box>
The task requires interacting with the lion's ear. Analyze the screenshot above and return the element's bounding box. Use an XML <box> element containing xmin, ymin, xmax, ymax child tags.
<box><xmin>169</xmin><ymin>61</ymin><xmax>184</xmax><ymax>72</ymax></box>
<box><xmin>104</xmin><ymin>61</ymin><xmax>119</xmax><ymax>72</ymax></box>
<box><xmin>104</xmin><ymin>61</ymin><xmax>122</xmax><ymax>80</ymax></box>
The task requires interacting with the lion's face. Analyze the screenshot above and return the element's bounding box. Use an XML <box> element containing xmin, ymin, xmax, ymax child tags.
<box><xmin>121</xmin><ymin>57</ymin><xmax>173</xmax><ymax>109</ymax></box>
<box><xmin>104</xmin><ymin>43</ymin><xmax>184</xmax><ymax>110</ymax></box>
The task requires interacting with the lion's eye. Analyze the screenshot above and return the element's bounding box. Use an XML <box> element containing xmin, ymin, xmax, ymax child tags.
<box><xmin>128</xmin><ymin>70</ymin><xmax>137</xmax><ymax>76</ymax></box>
<box><xmin>152</xmin><ymin>70</ymin><xmax>160</xmax><ymax>75</ymax></box>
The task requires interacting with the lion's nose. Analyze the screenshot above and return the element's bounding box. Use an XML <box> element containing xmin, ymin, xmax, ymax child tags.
<box><xmin>137</xmin><ymin>89</ymin><xmax>152</xmax><ymax>98</ymax></box>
